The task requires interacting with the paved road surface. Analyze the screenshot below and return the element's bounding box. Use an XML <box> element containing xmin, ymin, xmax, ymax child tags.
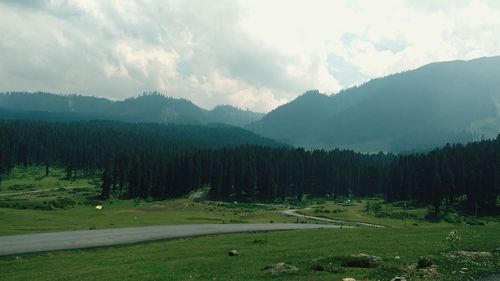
<box><xmin>282</xmin><ymin>209</ymin><xmax>385</xmax><ymax>228</ymax></box>
<box><xmin>0</xmin><ymin>223</ymin><xmax>340</xmax><ymax>256</ymax></box>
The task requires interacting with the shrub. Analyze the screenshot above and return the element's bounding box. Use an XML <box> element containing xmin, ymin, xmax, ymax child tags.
<box><xmin>446</xmin><ymin>230</ymin><xmax>461</xmax><ymax>249</ymax></box>
<box><xmin>370</xmin><ymin>202</ymin><xmax>382</xmax><ymax>213</ymax></box>
<box><xmin>465</xmin><ymin>218</ymin><xmax>485</xmax><ymax>226</ymax></box>
<box><xmin>443</xmin><ymin>212</ymin><xmax>461</xmax><ymax>224</ymax></box>
<box><xmin>425</xmin><ymin>209</ymin><xmax>442</xmax><ymax>221</ymax></box>
<box><xmin>49</xmin><ymin>197</ymin><xmax>76</xmax><ymax>209</ymax></box>
<box><xmin>416</xmin><ymin>256</ymin><xmax>434</xmax><ymax>268</ymax></box>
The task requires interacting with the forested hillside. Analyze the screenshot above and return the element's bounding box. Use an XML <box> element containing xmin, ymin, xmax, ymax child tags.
<box><xmin>0</xmin><ymin>120</ymin><xmax>283</xmax><ymax>187</ymax></box>
<box><xmin>248</xmin><ymin>56</ymin><xmax>500</xmax><ymax>152</ymax></box>
<box><xmin>0</xmin><ymin>120</ymin><xmax>497</xmax><ymax>214</ymax></box>
<box><xmin>0</xmin><ymin>92</ymin><xmax>264</xmax><ymax>127</ymax></box>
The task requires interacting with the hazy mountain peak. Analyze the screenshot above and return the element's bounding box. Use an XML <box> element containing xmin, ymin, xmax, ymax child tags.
<box><xmin>249</xmin><ymin>56</ymin><xmax>500</xmax><ymax>152</ymax></box>
<box><xmin>0</xmin><ymin>92</ymin><xmax>263</xmax><ymax>127</ymax></box>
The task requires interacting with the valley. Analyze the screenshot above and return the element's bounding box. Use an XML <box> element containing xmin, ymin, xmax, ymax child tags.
<box><xmin>1</xmin><ymin>5</ymin><xmax>500</xmax><ymax>279</ymax></box>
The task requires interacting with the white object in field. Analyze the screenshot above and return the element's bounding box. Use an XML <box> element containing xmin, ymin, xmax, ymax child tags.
<box><xmin>95</xmin><ymin>205</ymin><xmax>103</xmax><ymax>210</ymax></box>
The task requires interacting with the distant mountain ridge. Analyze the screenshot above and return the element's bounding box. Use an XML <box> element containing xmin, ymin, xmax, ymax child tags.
<box><xmin>248</xmin><ymin>56</ymin><xmax>500</xmax><ymax>152</ymax></box>
<box><xmin>0</xmin><ymin>92</ymin><xmax>264</xmax><ymax>127</ymax></box>
<box><xmin>3</xmin><ymin>56</ymin><xmax>500</xmax><ymax>153</ymax></box>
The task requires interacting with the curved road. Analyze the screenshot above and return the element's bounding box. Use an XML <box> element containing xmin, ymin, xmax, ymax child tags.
<box><xmin>282</xmin><ymin>209</ymin><xmax>385</xmax><ymax>228</ymax></box>
<box><xmin>0</xmin><ymin>223</ymin><xmax>340</xmax><ymax>256</ymax></box>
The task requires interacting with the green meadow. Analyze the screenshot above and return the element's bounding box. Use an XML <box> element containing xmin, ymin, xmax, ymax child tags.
<box><xmin>0</xmin><ymin>166</ymin><xmax>499</xmax><ymax>280</ymax></box>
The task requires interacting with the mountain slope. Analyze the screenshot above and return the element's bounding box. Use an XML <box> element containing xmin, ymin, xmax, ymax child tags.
<box><xmin>248</xmin><ymin>56</ymin><xmax>500</xmax><ymax>152</ymax></box>
<box><xmin>208</xmin><ymin>105</ymin><xmax>265</xmax><ymax>127</ymax></box>
<box><xmin>0</xmin><ymin>92</ymin><xmax>264</xmax><ymax>127</ymax></box>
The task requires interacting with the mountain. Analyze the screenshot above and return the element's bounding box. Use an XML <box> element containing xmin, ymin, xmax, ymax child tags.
<box><xmin>208</xmin><ymin>105</ymin><xmax>265</xmax><ymax>127</ymax></box>
<box><xmin>0</xmin><ymin>92</ymin><xmax>264</xmax><ymax>127</ymax></box>
<box><xmin>248</xmin><ymin>56</ymin><xmax>500</xmax><ymax>152</ymax></box>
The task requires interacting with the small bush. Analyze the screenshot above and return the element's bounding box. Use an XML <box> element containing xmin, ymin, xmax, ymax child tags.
<box><xmin>443</xmin><ymin>212</ymin><xmax>462</xmax><ymax>223</ymax></box>
<box><xmin>8</xmin><ymin>184</ymin><xmax>35</xmax><ymax>191</ymax></box>
<box><xmin>342</xmin><ymin>256</ymin><xmax>378</xmax><ymax>268</ymax></box>
<box><xmin>228</xmin><ymin>219</ymin><xmax>246</xmax><ymax>223</ymax></box>
<box><xmin>370</xmin><ymin>202</ymin><xmax>382</xmax><ymax>213</ymax></box>
<box><xmin>312</xmin><ymin>254</ymin><xmax>381</xmax><ymax>271</ymax></box>
<box><xmin>465</xmin><ymin>218</ymin><xmax>485</xmax><ymax>226</ymax></box>
<box><xmin>315</xmin><ymin>199</ymin><xmax>326</xmax><ymax>205</ymax></box>
<box><xmin>251</xmin><ymin>239</ymin><xmax>266</xmax><ymax>244</ymax></box>
<box><xmin>425</xmin><ymin>210</ymin><xmax>442</xmax><ymax>221</ymax></box>
<box><xmin>416</xmin><ymin>256</ymin><xmax>434</xmax><ymax>269</ymax></box>
<box><xmin>446</xmin><ymin>230</ymin><xmax>461</xmax><ymax>249</ymax></box>
<box><xmin>49</xmin><ymin>197</ymin><xmax>76</xmax><ymax>209</ymax></box>
<box><xmin>374</xmin><ymin>211</ymin><xmax>390</xmax><ymax>218</ymax></box>
<box><xmin>309</xmin><ymin>257</ymin><xmax>344</xmax><ymax>273</ymax></box>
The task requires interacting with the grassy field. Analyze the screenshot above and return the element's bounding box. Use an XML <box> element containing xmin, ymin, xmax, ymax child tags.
<box><xmin>298</xmin><ymin>198</ymin><xmax>494</xmax><ymax>228</ymax></box>
<box><xmin>0</xmin><ymin>166</ymin><xmax>499</xmax><ymax>280</ymax></box>
<box><xmin>1</xmin><ymin>225</ymin><xmax>499</xmax><ymax>280</ymax></box>
<box><xmin>0</xmin><ymin>167</ymin><xmax>298</xmax><ymax>235</ymax></box>
<box><xmin>0</xmin><ymin>166</ymin><xmax>95</xmax><ymax>196</ymax></box>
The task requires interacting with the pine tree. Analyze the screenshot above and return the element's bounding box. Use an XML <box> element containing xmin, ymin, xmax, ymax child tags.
<box><xmin>100</xmin><ymin>170</ymin><xmax>111</xmax><ymax>200</ymax></box>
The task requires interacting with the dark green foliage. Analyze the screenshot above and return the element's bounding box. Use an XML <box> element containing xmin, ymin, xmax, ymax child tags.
<box><xmin>100</xmin><ymin>170</ymin><xmax>111</xmax><ymax>200</ymax></box>
<box><xmin>49</xmin><ymin>197</ymin><xmax>76</xmax><ymax>209</ymax></box>
<box><xmin>0</xmin><ymin>120</ymin><xmax>498</xmax><ymax>215</ymax></box>
<box><xmin>341</xmin><ymin>256</ymin><xmax>379</xmax><ymax>268</ymax></box>
<box><xmin>416</xmin><ymin>256</ymin><xmax>434</xmax><ymax>269</ymax></box>
<box><xmin>0</xmin><ymin>197</ymin><xmax>75</xmax><ymax>210</ymax></box>
<box><xmin>310</xmin><ymin>254</ymin><xmax>381</xmax><ymax>271</ymax></box>
<box><xmin>387</xmin><ymin>140</ymin><xmax>500</xmax><ymax>215</ymax></box>
<box><xmin>0</xmin><ymin>119</ymin><xmax>283</xmax><ymax>199</ymax></box>
<box><xmin>202</xmin><ymin>146</ymin><xmax>393</xmax><ymax>201</ymax></box>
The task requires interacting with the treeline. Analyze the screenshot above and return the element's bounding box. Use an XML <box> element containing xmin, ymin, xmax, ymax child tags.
<box><xmin>153</xmin><ymin>139</ymin><xmax>500</xmax><ymax>214</ymax></box>
<box><xmin>162</xmin><ymin>147</ymin><xmax>392</xmax><ymax>201</ymax></box>
<box><xmin>0</xmin><ymin>120</ymin><xmax>282</xmax><ymax>179</ymax></box>
<box><xmin>387</xmin><ymin>140</ymin><xmax>500</xmax><ymax>214</ymax></box>
<box><xmin>0</xmin><ymin>120</ymin><xmax>498</xmax><ymax>214</ymax></box>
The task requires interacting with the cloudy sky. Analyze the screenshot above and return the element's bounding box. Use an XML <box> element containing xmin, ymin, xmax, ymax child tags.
<box><xmin>1</xmin><ymin>0</ymin><xmax>500</xmax><ymax>112</ymax></box>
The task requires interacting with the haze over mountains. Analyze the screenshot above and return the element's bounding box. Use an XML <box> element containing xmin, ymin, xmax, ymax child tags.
<box><xmin>0</xmin><ymin>92</ymin><xmax>264</xmax><ymax>127</ymax></box>
<box><xmin>249</xmin><ymin>56</ymin><xmax>500</xmax><ymax>152</ymax></box>
<box><xmin>1</xmin><ymin>56</ymin><xmax>499</xmax><ymax>152</ymax></box>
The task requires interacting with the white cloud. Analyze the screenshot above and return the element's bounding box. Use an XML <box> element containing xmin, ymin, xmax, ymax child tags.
<box><xmin>0</xmin><ymin>0</ymin><xmax>499</xmax><ymax>112</ymax></box>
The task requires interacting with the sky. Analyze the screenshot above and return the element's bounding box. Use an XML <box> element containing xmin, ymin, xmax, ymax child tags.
<box><xmin>1</xmin><ymin>0</ymin><xmax>500</xmax><ymax>112</ymax></box>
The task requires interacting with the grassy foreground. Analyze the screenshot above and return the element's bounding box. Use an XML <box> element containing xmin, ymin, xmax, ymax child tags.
<box><xmin>1</xmin><ymin>225</ymin><xmax>499</xmax><ymax>281</ymax></box>
<box><xmin>0</xmin><ymin>166</ymin><xmax>499</xmax><ymax>280</ymax></box>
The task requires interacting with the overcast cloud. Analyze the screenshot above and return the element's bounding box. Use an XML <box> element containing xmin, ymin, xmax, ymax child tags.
<box><xmin>1</xmin><ymin>0</ymin><xmax>500</xmax><ymax>112</ymax></box>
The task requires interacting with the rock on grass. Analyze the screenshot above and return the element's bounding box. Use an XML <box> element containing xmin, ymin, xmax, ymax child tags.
<box><xmin>342</xmin><ymin>253</ymin><xmax>382</xmax><ymax>268</ymax></box>
<box><xmin>228</xmin><ymin>250</ymin><xmax>239</xmax><ymax>256</ymax></box>
<box><xmin>262</xmin><ymin>262</ymin><xmax>298</xmax><ymax>276</ymax></box>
